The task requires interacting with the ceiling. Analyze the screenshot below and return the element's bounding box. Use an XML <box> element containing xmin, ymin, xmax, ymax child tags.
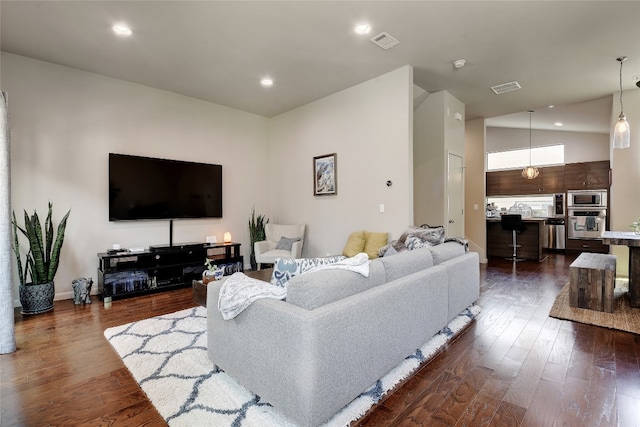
<box><xmin>1</xmin><ymin>1</ymin><xmax>639</xmax><ymax>133</ymax></box>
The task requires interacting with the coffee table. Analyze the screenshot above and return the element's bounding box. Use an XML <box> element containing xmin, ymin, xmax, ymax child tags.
<box><xmin>192</xmin><ymin>269</ymin><xmax>273</xmax><ymax>307</ymax></box>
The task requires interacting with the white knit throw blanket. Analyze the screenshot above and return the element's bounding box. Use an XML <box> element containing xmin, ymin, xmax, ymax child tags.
<box><xmin>218</xmin><ymin>273</ymin><xmax>287</xmax><ymax>320</ymax></box>
<box><xmin>304</xmin><ymin>252</ymin><xmax>370</xmax><ymax>277</ymax></box>
<box><xmin>218</xmin><ymin>253</ymin><xmax>370</xmax><ymax>320</ymax></box>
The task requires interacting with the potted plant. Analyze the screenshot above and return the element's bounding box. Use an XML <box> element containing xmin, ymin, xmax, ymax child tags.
<box><xmin>11</xmin><ymin>202</ymin><xmax>71</xmax><ymax>314</ymax></box>
<box><xmin>248</xmin><ymin>206</ymin><xmax>268</xmax><ymax>270</ymax></box>
<box><xmin>202</xmin><ymin>259</ymin><xmax>224</xmax><ymax>284</ymax></box>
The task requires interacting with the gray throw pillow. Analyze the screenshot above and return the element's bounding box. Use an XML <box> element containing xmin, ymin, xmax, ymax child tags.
<box><xmin>276</xmin><ymin>236</ymin><xmax>300</xmax><ymax>251</ymax></box>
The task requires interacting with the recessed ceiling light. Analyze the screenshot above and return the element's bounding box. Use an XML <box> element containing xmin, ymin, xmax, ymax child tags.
<box><xmin>354</xmin><ymin>23</ymin><xmax>371</xmax><ymax>35</ymax></box>
<box><xmin>453</xmin><ymin>59</ymin><xmax>466</xmax><ymax>69</ymax></box>
<box><xmin>112</xmin><ymin>24</ymin><xmax>132</xmax><ymax>37</ymax></box>
<box><xmin>554</xmin><ymin>122</ymin><xmax>564</xmax><ymax>127</ymax></box>
<box><xmin>260</xmin><ymin>78</ymin><xmax>273</xmax><ymax>87</ymax></box>
<box><xmin>548</xmin><ymin>105</ymin><xmax>555</xmax><ymax>109</ymax></box>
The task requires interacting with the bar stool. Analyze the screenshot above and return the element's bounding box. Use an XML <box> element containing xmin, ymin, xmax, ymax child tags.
<box><xmin>501</xmin><ymin>214</ymin><xmax>527</xmax><ymax>261</ymax></box>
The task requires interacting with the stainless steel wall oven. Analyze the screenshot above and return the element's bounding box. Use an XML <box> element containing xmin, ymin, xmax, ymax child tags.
<box><xmin>567</xmin><ymin>189</ymin><xmax>607</xmax><ymax>240</ymax></box>
<box><xmin>568</xmin><ymin>208</ymin><xmax>607</xmax><ymax>239</ymax></box>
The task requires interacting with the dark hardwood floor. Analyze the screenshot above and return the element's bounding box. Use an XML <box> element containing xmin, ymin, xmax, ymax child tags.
<box><xmin>2</xmin><ymin>253</ymin><xmax>639</xmax><ymax>426</ymax></box>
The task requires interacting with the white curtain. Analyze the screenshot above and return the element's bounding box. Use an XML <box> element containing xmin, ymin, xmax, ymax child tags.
<box><xmin>0</xmin><ymin>91</ymin><xmax>16</xmax><ymax>354</ymax></box>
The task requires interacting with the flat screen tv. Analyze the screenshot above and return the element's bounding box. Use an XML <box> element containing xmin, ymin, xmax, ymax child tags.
<box><xmin>109</xmin><ymin>153</ymin><xmax>222</xmax><ymax>221</ymax></box>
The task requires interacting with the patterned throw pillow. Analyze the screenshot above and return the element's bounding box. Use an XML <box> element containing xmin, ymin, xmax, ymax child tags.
<box><xmin>271</xmin><ymin>255</ymin><xmax>347</xmax><ymax>287</ymax></box>
<box><xmin>405</xmin><ymin>235</ymin><xmax>432</xmax><ymax>250</ymax></box>
<box><xmin>378</xmin><ymin>224</ymin><xmax>445</xmax><ymax>257</ymax></box>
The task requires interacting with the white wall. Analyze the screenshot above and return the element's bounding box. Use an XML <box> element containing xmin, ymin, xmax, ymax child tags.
<box><xmin>268</xmin><ymin>66</ymin><xmax>414</xmax><ymax>256</ymax></box>
<box><xmin>486</xmin><ymin>127</ymin><xmax>609</xmax><ymax>163</ymax></box>
<box><xmin>3</xmin><ymin>53</ymin><xmax>269</xmax><ymax>301</ymax></box>
<box><xmin>413</xmin><ymin>90</ymin><xmax>465</xmax><ymax>231</ymax></box>
<box><xmin>465</xmin><ymin>118</ymin><xmax>487</xmax><ymax>262</ymax></box>
<box><xmin>610</xmin><ymin>89</ymin><xmax>640</xmax><ymax>277</ymax></box>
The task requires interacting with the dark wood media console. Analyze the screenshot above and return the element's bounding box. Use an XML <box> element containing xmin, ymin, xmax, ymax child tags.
<box><xmin>97</xmin><ymin>242</ymin><xmax>242</xmax><ymax>300</ymax></box>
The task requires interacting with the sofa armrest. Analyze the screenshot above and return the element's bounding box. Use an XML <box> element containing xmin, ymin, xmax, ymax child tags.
<box><xmin>254</xmin><ymin>240</ymin><xmax>269</xmax><ymax>257</ymax></box>
<box><xmin>291</xmin><ymin>240</ymin><xmax>303</xmax><ymax>258</ymax></box>
<box><xmin>440</xmin><ymin>251</ymin><xmax>479</xmax><ymax>322</ymax></box>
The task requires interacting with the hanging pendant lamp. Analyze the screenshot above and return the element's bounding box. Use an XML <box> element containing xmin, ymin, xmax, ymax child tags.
<box><xmin>613</xmin><ymin>56</ymin><xmax>630</xmax><ymax>149</ymax></box>
<box><xmin>522</xmin><ymin>110</ymin><xmax>539</xmax><ymax>179</ymax></box>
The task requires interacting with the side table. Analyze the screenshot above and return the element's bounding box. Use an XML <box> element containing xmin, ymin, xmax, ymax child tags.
<box><xmin>192</xmin><ymin>269</ymin><xmax>274</xmax><ymax>307</ymax></box>
<box><xmin>602</xmin><ymin>231</ymin><xmax>640</xmax><ymax>308</ymax></box>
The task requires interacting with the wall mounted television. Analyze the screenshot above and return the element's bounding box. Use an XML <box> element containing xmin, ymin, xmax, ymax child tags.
<box><xmin>109</xmin><ymin>153</ymin><xmax>222</xmax><ymax>221</ymax></box>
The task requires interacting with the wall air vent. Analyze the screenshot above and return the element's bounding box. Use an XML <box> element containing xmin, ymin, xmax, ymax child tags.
<box><xmin>490</xmin><ymin>81</ymin><xmax>522</xmax><ymax>94</ymax></box>
<box><xmin>370</xmin><ymin>32</ymin><xmax>400</xmax><ymax>50</ymax></box>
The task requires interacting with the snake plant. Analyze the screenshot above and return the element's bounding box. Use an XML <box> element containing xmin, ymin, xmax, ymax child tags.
<box><xmin>11</xmin><ymin>202</ymin><xmax>71</xmax><ymax>287</ymax></box>
<box><xmin>248</xmin><ymin>206</ymin><xmax>268</xmax><ymax>255</ymax></box>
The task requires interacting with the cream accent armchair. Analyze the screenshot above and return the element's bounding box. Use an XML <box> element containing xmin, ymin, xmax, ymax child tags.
<box><xmin>254</xmin><ymin>224</ymin><xmax>306</xmax><ymax>270</ymax></box>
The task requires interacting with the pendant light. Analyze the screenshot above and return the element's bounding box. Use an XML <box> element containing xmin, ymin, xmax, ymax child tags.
<box><xmin>613</xmin><ymin>56</ymin><xmax>630</xmax><ymax>149</ymax></box>
<box><xmin>522</xmin><ymin>110</ymin><xmax>539</xmax><ymax>179</ymax></box>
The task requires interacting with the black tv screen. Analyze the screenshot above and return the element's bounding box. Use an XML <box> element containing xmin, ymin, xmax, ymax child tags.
<box><xmin>109</xmin><ymin>153</ymin><xmax>222</xmax><ymax>221</ymax></box>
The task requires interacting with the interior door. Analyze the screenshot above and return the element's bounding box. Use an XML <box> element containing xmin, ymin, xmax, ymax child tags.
<box><xmin>447</xmin><ymin>153</ymin><xmax>464</xmax><ymax>237</ymax></box>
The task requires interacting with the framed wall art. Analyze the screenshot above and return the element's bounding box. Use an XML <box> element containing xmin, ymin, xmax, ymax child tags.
<box><xmin>313</xmin><ymin>153</ymin><xmax>337</xmax><ymax>196</ymax></box>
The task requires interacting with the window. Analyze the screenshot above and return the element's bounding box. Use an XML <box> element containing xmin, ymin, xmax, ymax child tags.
<box><xmin>487</xmin><ymin>144</ymin><xmax>564</xmax><ymax>171</ymax></box>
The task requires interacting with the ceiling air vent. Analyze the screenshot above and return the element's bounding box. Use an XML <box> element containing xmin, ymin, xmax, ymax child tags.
<box><xmin>370</xmin><ymin>32</ymin><xmax>400</xmax><ymax>50</ymax></box>
<box><xmin>490</xmin><ymin>81</ymin><xmax>522</xmax><ymax>94</ymax></box>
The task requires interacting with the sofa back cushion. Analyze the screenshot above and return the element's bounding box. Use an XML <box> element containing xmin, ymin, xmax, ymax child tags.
<box><xmin>429</xmin><ymin>241</ymin><xmax>466</xmax><ymax>265</ymax></box>
<box><xmin>271</xmin><ymin>255</ymin><xmax>347</xmax><ymax>287</ymax></box>
<box><xmin>286</xmin><ymin>259</ymin><xmax>386</xmax><ymax>310</ymax></box>
<box><xmin>378</xmin><ymin>247</ymin><xmax>434</xmax><ymax>282</ymax></box>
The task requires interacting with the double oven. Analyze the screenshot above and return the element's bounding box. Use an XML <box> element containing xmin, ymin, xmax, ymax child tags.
<box><xmin>567</xmin><ymin>190</ymin><xmax>607</xmax><ymax>239</ymax></box>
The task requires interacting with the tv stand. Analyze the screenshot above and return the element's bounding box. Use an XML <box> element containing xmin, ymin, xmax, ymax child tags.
<box><xmin>149</xmin><ymin>242</ymin><xmax>205</xmax><ymax>252</ymax></box>
<box><xmin>97</xmin><ymin>242</ymin><xmax>242</xmax><ymax>300</ymax></box>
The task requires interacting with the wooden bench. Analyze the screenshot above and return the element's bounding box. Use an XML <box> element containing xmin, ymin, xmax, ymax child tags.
<box><xmin>569</xmin><ymin>252</ymin><xmax>616</xmax><ymax>312</ymax></box>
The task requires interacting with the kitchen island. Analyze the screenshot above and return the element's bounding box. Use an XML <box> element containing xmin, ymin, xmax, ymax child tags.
<box><xmin>486</xmin><ymin>217</ymin><xmax>547</xmax><ymax>261</ymax></box>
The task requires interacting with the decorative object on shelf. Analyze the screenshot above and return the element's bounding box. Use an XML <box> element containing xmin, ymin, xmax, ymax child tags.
<box><xmin>313</xmin><ymin>153</ymin><xmax>337</xmax><ymax>195</ymax></box>
<box><xmin>223</xmin><ymin>232</ymin><xmax>232</xmax><ymax>243</ymax></box>
<box><xmin>11</xmin><ymin>202</ymin><xmax>71</xmax><ymax>314</ymax></box>
<box><xmin>613</xmin><ymin>56</ymin><xmax>630</xmax><ymax>149</ymax></box>
<box><xmin>72</xmin><ymin>277</ymin><xmax>93</xmax><ymax>304</ymax></box>
<box><xmin>248</xmin><ymin>206</ymin><xmax>268</xmax><ymax>270</ymax></box>
<box><xmin>203</xmin><ymin>259</ymin><xmax>224</xmax><ymax>284</ymax></box>
<box><xmin>629</xmin><ymin>217</ymin><xmax>640</xmax><ymax>234</ymax></box>
<box><xmin>522</xmin><ymin>110</ymin><xmax>539</xmax><ymax>180</ymax></box>
<box><xmin>98</xmin><ymin>243</ymin><xmax>242</xmax><ymax>299</ymax></box>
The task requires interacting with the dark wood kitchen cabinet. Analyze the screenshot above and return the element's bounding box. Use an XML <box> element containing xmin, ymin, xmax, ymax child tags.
<box><xmin>487</xmin><ymin>161</ymin><xmax>609</xmax><ymax>196</ymax></box>
<box><xmin>485</xmin><ymin>170</ymin><xmax>503</xmax><ymax>196</ymax></box>
<box><xmin>540</xmin><ymin>165</ymin><xmax>565</xmax><ymax>193</ymax></box>
<box><xmin>486</xmin><ymin>169</ymin><xmax>524</xmax><ymax>196</ymax></box>
<box><xmin>486</xmin><ymin>218</ymin><xmax>546</xmax><ymax>261</ymax></box>
<box><xmin>564</xmin><ymin>161</ymin><xmax>610</xmax><ymax>190</ymax></box>
<box><xmin>487</xmin><ymin>165</ymin><xmax>565</xmax><ymax>196</ymax></box>
<box><xmin>566</xmin><ymin>238</ymin><xmax>609</xmax><ymax>253</ymax></box>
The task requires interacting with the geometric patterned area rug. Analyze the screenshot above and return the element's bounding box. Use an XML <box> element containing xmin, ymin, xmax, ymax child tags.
<box><xmin>549</xmin><ymin>280</ymin><xmax>640</xmax><ymax>335</ymax></box>
<box><xmin>104</xmin><ymin>304</ymin><xmax>481</xmax><ymax>427</ymax></box>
